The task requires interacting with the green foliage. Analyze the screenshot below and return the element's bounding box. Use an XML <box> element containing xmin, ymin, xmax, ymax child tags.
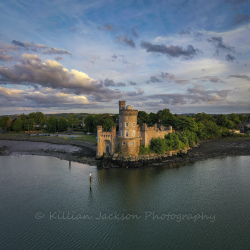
<box><xmin>47</xmin><ymin>116</ymin><xmax>58</xmax><ymax>132</ymax></box>
<box><xmin>67</xmin><ymin>114</ymin><xmax>78</xmax><ymax>130</ymax></box>
<box><xmin>58</xmin><ymin>117</ymin><xmax>68</xmax><ymax>132</ymax></box>
<box><xmin>150</xmin><ymin>137</ymin><xmax>165</xmax><ymax>154</ymax></box>
<box><xmin>28</xmin><ymin>112</ymin><xmax>47</xmax><ymax>124</ymax></box>
<box><xmin>103</xmin><ymin>118</ymin><xmax>116</xmax><ymax>131</ymax></box>
<box><xmin>93</xmin><ymin>114</ymin><xmax>116</xmax><ymax>132</ymax></box>
<box><xmin>13</xmin><ymin>119</ymin><xmax>23</xmax><ymax>132</ymax></box>
<box><xmin>139</xmin><ymin>145</ymin><xmax>152</xmax><ymax>155</ymax></box>
<box><xmin>158</xmin><ymin>109</ymin><xmax>176</xmax><ymax>126</ymax></box>
<box><xmin>23</xmin><ymin>119</ymin><xmax>34</xmax><ymax>131</ymax></box>
<box><xmin>84</xmin><ymin>114</ymin><xmax>95</xmax><ymax>132</ymax></box>
<box><xmin>138</xmin><ymin>111</ymin><xmax>148</xmax><ymax>126</ymax></box>
<box><xmin>174</xmin><ymin>117</ymin><xmax>198</xmax><ymax>132</ymax></box>
<box><xmin>148</xmin><ymin>112</ymin><xmax>158</xmax><ymax>126</ymax></box>
<box><xmin>0</xmin><ymin>116</ymin><xmax>12</xmax><ymax>132</ymax></box>
<box><xmin>195</xmin><ymin>112</ymin><xmax>215</xmax><ymax>122</ymax></box>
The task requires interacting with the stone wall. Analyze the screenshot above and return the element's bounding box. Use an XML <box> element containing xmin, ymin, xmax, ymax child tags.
<box><xmin>140</xmin><ymin>123</ymin><xmax>172</xmax><ymax>147</ymax></box>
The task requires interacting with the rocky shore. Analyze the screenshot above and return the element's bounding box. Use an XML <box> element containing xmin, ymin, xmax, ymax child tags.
<box><xmin>0</xmin><ymin>135</ymin><xmax>250</xmax><ymax>168</ymax></box>
<box><xmin>98</xmin><ymin>137</ymin><xmax>250</xmax><ymax>168</ymax></box>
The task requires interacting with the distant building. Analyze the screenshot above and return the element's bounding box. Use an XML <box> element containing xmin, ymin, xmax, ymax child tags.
<box><xmin>96</xmin><ymin>101</ymin><xmax>172</xmax><ymax>158</ymax></box>
<box><xmin>240</xmin><ymin>120</ymin><xmax>250</xmax><ymax>133</ymax></box>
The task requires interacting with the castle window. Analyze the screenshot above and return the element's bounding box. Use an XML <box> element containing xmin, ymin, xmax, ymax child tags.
<box><xmin>126</xmin><ymin>131</ymin><xmax>129</xmax><ymax>137</ymax></box>
<box><xmin>126</xmin><ymin>122</ymin><xmax>129</xmax><ymax>127</ymax></box>
<box><xmin>133</xmin><ymin>122</ymin><xmax>136</xmax><ymax>127</ymax></box>
<box><xmin>131</xmin><ymin>141</ymin><xmax>134</xmax><ymax>146</ymax></box>
<box><xmin>122</xmin><ymin>142</ymin><xmax>126</xmax><ymax>146</ymax></box>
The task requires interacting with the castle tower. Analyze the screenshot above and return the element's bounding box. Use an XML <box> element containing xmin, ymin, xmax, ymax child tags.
<box><xmin>118</xmin><ymin>101</ymin><xmax>140</xmax><ymax>155</ymax></box>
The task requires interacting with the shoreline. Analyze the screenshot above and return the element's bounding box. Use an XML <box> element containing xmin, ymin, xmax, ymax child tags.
<box><xmin>0</xmin><ymin>135</ymin><xmax>250</xmax><ymax>168</ymax></box>
<box><xmin>0</xmin><ymin>135</ymin><xmax>97</xmax><ymax>166</ymax></box>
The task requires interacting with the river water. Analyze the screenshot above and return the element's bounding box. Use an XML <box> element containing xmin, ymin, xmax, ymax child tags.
<box><xmin>0</xmin><ymin>155</ymin><xmax>250</xmax><ymax>249</ymax></box>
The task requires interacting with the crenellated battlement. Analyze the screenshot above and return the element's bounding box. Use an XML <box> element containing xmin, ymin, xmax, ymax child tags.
<box><xmin>96</xmin><ymin>101</ymin><xmax>173</xmax><ymax>158</ymax></box>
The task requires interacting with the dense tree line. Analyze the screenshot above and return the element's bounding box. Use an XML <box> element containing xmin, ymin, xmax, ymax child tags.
<box><xmin>0</xmin><ymin>110</ymin><xmax>249</xmax><ymax>139</ymax></box>
<box><xmin>0</xmin><ymin>112</ymin><xmax>81</xmax><ymax>133</ymax></box>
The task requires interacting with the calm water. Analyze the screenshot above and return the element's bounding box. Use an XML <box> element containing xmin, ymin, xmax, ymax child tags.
<box><xmin>0</xmin><ymin>155</ymin><xmax>250</xmax><ymax>250</ymax></box>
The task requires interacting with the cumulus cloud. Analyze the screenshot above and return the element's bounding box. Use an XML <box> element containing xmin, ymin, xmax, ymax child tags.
<box><xmin>141</xmin><ymin>41</ymin><xmax>200</xmax><ymax>58</ymax></box>
<box><xmin>0</xmin><ymin>54</ymin><xmax>122</xmax><ymax>101</ymax></box>
<box><xmin>116</xmin><ymin>35</ymin><xmax>136</xmax><ymax>48</ymax></box>
<box><xmin>12</xmin><ymin>40</ymin><xmax>71</xmax><ymax>55</ymax></box>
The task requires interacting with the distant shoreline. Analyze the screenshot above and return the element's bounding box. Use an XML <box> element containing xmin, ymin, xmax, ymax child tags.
<box><xmin>0</xmin><ymin>135</ymin><xmax>250</xmax><ymax>168</ymax></box>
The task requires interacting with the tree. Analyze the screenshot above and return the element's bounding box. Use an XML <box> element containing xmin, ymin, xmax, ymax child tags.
<box><xmin>28</xmin><ymin>112</ymin><xmax>46</xmax><ymax>124</ymax></box>
<box><xmin>0</xmin><ymin>116</ymin><xmax>12</xmax><ymax>132</ymax></box>
<box><xmin>13</xmin><ymin>119</ymin><xmax>23</xmax><ymax>132</ymax></box>
<box><xmin>47</xmin><ymin>116</ymin><xmax>58</xmax><ymax>132</ymax></box>
<box><xmin>58</xmin><ymin>117</ymin><xmax>68</xmax><ymax>132</ymax></box>
<box><xmin>84</xmin><ymin>114</ymin><xmax>95</xmax><ymax>132</ymax></box>
<box><xmin>103</xmin><ymin>118</ymin><xmax>116</xmax><ymax>131</ymax></box>
<box><xmin>23</xmin><ymin>119</ymin><xmax>34</xmax><ymax>131</ymax></box>
<box><xmin>158</xmin><ymin>109</ymin><xmax>175</xmax><ymax>126</ymax></box>
<box><xmin>174</xmin><ymin>117</ymin><xmax>198</xmax><ymax>132</ymax></box>
<box><xmin>195</xmin><ymin>112</ymin><xmax>215</xmax><ymax>122</ymax></box>
<box><xmin>138</xmin><ymin>111</ymin><xmax>148</xmax><ymax>126</ymax></box>
<box><xmin>228</xmin><ymin>113</ymin><xmax>240</xmax><ymax>124</ymax></box>
<box><xmin>67</xmin><ymin>114</ymin><xmax>78</xmax><ymax>130</ymax></box>
<box><xmin>148</xmin><ymin>112</ymin><xmax>158</xmax><ymax>126</ymax></box>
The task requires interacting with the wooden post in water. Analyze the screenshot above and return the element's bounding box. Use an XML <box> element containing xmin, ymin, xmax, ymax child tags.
<box><xmin>89</xmin><ymin>172</ymin><xmax>92</xmax><ymax>189</ymax></box>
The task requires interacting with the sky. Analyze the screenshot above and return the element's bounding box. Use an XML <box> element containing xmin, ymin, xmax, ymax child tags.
<box><xmin>0</xmin><ymin>0</ymin><xmax>250</xmax><ymax>115</ymax></box>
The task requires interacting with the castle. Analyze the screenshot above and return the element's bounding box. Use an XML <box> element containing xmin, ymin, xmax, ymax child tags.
<box><xmin>96</xmin><ymin>101</ymin><xmax>172</xmax><ymax>158</ymax></box>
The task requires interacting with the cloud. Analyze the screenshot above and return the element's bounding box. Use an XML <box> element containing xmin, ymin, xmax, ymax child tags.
<box><xmin>147</xmin><ymin>72</ymin><xmax>188</xmax><ymax>84</ymax></box>
<box><xmin>0</xmin><ymin>53</ymin><xmax>13</xmax><ymax>62</ymax></box>
<box><xmin>141</xmin><ymin>41</ymin><xmax>200</xmax><ymax>58</ymax></box>
<box><xmin>232</xmin><ymin>14</ymin><xmax>250</xmax><ymax>25</ymax></box>
<box><xmin>125</xmin><ymin>87</ymin><xmax>144</xmax><ymax>96</ymax></box>
<box><xmin>97</xmin><ymin>24</ymin><xmax>113</xmax><ymax>31</ymax></box>
<box><xmin>116</xmin><ymin>35</ymin><xmax>136</xmax><ymax>48</ymax></box>
<box><xmin>229</xmin><ymin>74</ymin><xmax>250</xmax><ymax>81</ymax></box>
<box><xmin>132</xmin><ymin>28</ymin><xmax>138</xmax><ymax>38</ymax></box>
<box><xmin>101</xmin><ymin>78</ymin><xmax>126</xmax><ymax>87</ymax></box>
<box><xmin>55</xmin><ymin>56</ymin><xmax>63</xmax><ymax>61</ymax></box>
<box><xmin>207</xmin><ymin>37</ymin><xmax>235</xmax><ymax>55</ymax></box>
<box><xmin>226</xmin><ymin>54</ymin><xmax>235</xmax><ymax>62</ymax></box>
<box><xmin>195</xmin><ymin>76</ymin><xmax>226</xmax><ymax>84</ymax></box>
<box><xmin>146</xmin><ymin>76</ymin><xmax>163</xmax><ymax>84</ymax></box>
<box><xmin>0</xmin><ymin>54</ymin><xmax>122</xmax><ymax>101</ymax></box>
<box><xmin>12</xmin><ymin>40</ymin><xmax>71</xmax><ymax>55</ymax></box>
<box><xmin>129</xmin><ymin>81</ymin><xmax>137</xmax><ymax>86</ymax></box>
<box><xmin>149</xmin><ymin>85</ymin><xmax>230</xmax><ymax>105</ymax></box>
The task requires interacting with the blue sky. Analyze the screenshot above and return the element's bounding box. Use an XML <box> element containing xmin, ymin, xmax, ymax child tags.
<box><xmin>0</xmin><ymin>0</ymin><xmax>250</xmax><ymax>115</ymax></box>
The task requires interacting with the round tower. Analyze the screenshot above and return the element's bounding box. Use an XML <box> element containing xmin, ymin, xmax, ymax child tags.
<box><xmin>118</xmin><ymin>101</ymin><xmax>140</xmax><ymax>155</ymax></box>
